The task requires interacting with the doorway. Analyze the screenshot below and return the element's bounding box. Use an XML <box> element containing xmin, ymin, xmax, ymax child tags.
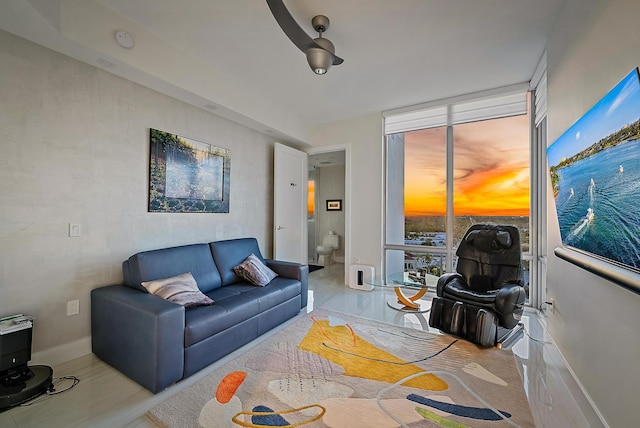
<box><xmin>307</xmin><ymin>146</ymin><xmax>350</xmax><ymax>284</ymax></box>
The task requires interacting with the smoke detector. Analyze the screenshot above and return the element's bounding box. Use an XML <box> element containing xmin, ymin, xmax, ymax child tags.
<box><xmin>114</xmin><ymin>31</ymin><xmax>134</xmax><ymax>49</ymax></box>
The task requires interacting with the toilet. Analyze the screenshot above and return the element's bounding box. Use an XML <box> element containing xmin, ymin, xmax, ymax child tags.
<box><xmin>316</xmin><ymin>232</ymin><xmax>340</xmax><ymax>266</ymax></box>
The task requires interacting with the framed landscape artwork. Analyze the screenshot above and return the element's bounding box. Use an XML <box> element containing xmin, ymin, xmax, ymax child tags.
<box><xmin>547</xmin><ymin>68</ymin><xmax>640</xmax><ymax>293</ymax></box>
<box><xmin>548</xmin><ymin>68</ymin><xmax>640</xmax><ymax>271</ymax></box>
<box><xmin>149</xmin><ymin>128</ymin><xmax>231</xmax><ymax>213</ymax></box>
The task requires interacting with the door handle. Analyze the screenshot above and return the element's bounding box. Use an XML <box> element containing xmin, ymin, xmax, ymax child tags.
<box><xmin>276</xmin><ymin>226</ymin><xmax>285</xmax><ymax>230</ymax></box>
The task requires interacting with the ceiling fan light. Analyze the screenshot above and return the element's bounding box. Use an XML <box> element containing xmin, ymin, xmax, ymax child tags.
<box><xmin>306</xmin><ymin>43</ymin><xmax>333</xmax><ymax>75</ymax></box>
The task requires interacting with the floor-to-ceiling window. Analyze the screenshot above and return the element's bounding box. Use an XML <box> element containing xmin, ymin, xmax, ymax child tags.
<box><xmin>384</xmin><ymin>85</ymin><xmax>538</xmax><ymax>303</ymax></box>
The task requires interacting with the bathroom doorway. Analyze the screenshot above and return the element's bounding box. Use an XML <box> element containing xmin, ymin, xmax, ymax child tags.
<box><xmin>307</xmin><ymin>146</ymin><xmax>350</xmax><ymax>284</ymax></box>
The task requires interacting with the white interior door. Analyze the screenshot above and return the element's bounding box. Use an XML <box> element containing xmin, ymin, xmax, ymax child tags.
<box><xmin>274</xmin><ymin>143</ymin><xmax>308</xmax><ymax>264</ymax></box>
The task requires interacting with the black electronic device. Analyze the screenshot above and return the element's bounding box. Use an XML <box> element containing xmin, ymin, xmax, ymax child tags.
<box><xmin>0</xmin><ymin>315</ymin><xmax>53</xmax><ymax>411</ymax></box>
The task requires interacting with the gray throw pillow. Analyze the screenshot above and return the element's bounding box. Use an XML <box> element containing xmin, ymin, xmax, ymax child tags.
<box><xmin>141</xmin><ymin>272</ymin><xmax>214</xmax><ymax>308</ymax></box>
<box><xmin>233</xmin><ymin>254</ymin><xmax>278</xmax><ymax>286</ymax></box>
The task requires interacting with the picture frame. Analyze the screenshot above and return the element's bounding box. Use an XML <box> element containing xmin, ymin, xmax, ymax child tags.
<box><xmin>326</xmin><ymin>199</ymin><xmax>342</xmax><ymax>211</ymax></box>
<box><xmin>149</xmin><ymin>128</ymin><xmax>231</xmax><ymax>213</ymax></box>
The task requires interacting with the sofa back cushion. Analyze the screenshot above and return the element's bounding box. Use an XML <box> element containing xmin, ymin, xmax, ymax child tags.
<box><xmin>210</xmin><ymin>238</ymin><xmax>265</xmax><ymax>286</ymax></box>
<box><xmin>123</xmin><ymin>244</ymin><xmax>222</xmax><ymax>293</ymax></box>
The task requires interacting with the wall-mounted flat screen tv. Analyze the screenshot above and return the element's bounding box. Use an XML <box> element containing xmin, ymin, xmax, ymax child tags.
<box><xmin>547</xmin><ymin>68</ymin><xmax>640</xmax><ymax>288</ymax></box>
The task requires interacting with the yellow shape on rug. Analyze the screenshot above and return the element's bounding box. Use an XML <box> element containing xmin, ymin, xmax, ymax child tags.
<box><xmin>298</xmin><ymin>318</ymin><xmax>447</xmax><ymax>391</ymax></box>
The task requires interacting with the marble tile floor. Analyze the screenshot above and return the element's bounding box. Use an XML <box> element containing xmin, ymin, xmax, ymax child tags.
<box><xmin>0</xmin><ymin>262</ymin><xmax>605</xmax><ymax>427</ymax></box>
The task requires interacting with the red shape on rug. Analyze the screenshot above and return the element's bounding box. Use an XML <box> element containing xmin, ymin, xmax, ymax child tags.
<box><xmin>216</xmin><ymin>371</ymin><xmax>247</xmax><ymax>404</ymax></box>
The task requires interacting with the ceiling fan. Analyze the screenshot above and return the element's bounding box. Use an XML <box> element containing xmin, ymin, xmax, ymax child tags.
<box><xmin>266</xmin><ymin>0</ymin><xmax>344</xmax><ymax>75</ymax></box>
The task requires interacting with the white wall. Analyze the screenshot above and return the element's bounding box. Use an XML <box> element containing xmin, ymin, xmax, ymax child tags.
<box><xmin>546</xmin><ymin>1</ymin><xmax>640</xmax><ymax>426</ymax></box>
<box><xmin>311</xmin><ymin>115</ymin><xmax>384</xmax><ymax>273</ymax></box>
<box><xmin>316</xmin><ymin>165</ymin><xmax>345</xmax><ymax>260</ymax></box>
<box><xmin>0</xmin><ymin>30</ymin><xmax>277</xmax><ymax>363</ymax></box>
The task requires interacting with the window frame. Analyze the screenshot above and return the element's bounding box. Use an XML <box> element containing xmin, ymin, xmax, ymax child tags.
<box><xmin>383</xmin><ymin>84</ymin><xmax>540</xmax><ymax>306</ymax></box>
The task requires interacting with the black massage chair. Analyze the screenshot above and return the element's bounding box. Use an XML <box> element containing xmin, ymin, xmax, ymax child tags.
<box><xmin>428</xmin><ymin>224</ymin><xmax>526</xmax><ymax>347</ymax></box>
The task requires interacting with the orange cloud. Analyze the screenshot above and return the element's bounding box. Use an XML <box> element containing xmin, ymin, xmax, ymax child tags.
<box><xmin>402</xmin><ymin>113</ymin><xmax>530</xmax><ymax>217</ymax></box>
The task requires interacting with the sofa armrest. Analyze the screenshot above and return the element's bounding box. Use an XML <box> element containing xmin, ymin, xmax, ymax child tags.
<box><xmin>265</xmin><ymin>259</ymin><xmax>309</xmax><ymax>309</ymax></box>
<box><xmin>91</xmin><ymin>285</ymin><xmax>185</xmax><ymax>393</ymax></box>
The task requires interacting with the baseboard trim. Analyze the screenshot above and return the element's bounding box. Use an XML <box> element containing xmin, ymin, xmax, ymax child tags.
<box><xmin>31</xmin><ymin>336</ymin><xmax>92</xmax><ymax>367</ymax></box>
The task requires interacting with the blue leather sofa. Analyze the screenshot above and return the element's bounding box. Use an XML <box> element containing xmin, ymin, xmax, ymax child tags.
<box><xmin>91</xmin><ymin>238</ymin><xmax>308</xmax><ymax>393</ymax></box>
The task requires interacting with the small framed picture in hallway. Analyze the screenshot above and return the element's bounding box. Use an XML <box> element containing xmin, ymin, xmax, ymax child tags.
<box><xmin>326</xmin><ymin>199</ymin><xmax>342</xmax><ymax>211</ymax></box>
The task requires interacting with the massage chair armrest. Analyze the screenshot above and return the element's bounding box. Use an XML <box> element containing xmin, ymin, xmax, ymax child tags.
<box><xmin>494</xmin><ymin>283</ymin><xmax>527</xmax><ymax>328</ymax></box>
<box><xmin>91</xmin><ymin>285</ymin><xmax>185</xmax><ymax>393</ymax></box>
<box><xmin>436</xmin><ymin>272</ymin><xmax>465</xmax><ymax>297</ymax></box>
<box><xmin>265</xmin><ymin>259</ymin><xmax>309</xmax><ymax>308</ymax></box>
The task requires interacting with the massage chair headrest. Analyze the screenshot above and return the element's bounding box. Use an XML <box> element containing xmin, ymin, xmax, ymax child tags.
<box><xmin>456</xmin><ymin>224</ymin><xmax>522</xmax><ymax>266</ymax></box>
<box><xmin>465</xmin><ymin>229</ymin><xmax>512</xmax><ymax>252</ymax></box>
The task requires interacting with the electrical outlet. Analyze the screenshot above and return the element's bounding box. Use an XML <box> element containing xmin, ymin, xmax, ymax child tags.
<box><xmin>67</xmin><ymin>299</ymin><xmax>80</xmax><ymax>316</ymax></box>
<box><xmin>69</xmin><ymin>223</ymin><xmax>82</xmax><ymax>237</ymax></box>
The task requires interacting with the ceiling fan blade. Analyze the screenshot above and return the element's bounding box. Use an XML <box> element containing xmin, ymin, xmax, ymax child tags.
<box><xmin>266</xmin><ymin>0</ymin><xmax>344</xmax><ymax>65</ymax></box>
<box><xmin>266</xmin><ymin>0</ymin><xmax>315</xmax><ymax>51</ymax></box>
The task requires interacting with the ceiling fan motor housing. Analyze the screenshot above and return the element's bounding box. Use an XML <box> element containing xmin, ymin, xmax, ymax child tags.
<box><xmin>306</xmin><ymin>45</ymin><xmax>333</xmax><ymax>74</ymax></box>
<box><xmin>314</xmin><ymin>37</ymin><xmax>335</xmax><ymax>54</ymax></box>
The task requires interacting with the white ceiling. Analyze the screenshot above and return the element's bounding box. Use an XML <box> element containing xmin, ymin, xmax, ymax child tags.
<box><xmin>309</xmin><ymin>151</ymin><xmax>346</xmax><ymax>170</ymax></box>
<box><xmin>0</xmin><ymin>0</ymin><xmax>564</xmax><ymax>145</ymax></box>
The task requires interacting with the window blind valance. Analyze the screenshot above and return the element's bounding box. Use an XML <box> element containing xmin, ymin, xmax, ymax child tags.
<box><xmin>384</xmin><ymin>106</ymin><xmax>448</xmax><ymax>135</ymax></box>
<box><xmin>384</xmin><ymin>84</ymin><xmax>528</xmax><ymax>135</ymax></box>
<box><xmin>530</xmin><ymin>52</ymin><xmax>547</xmax><ymax>126</ymax></box>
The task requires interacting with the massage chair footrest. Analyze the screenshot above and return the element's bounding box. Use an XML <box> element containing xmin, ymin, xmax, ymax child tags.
<box><xmin>429</xmin><ymin>297</ymin><xmax>497</xmax><ymax>347</ymax></box>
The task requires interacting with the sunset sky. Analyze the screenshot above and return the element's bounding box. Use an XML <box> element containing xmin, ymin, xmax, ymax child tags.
<box><xmin>308</xmin><ymin>180</ymin><xmax>315</xmax><ymax>215</ymax></box>
<box><xmin>547</xmin><ymin>68</ymin><xmax>640</xmax><ymax>167</ymax></box>
<box><xmin>404</xmin><ymin>114</ymin><xmax>530</xmax><ymax>217</ymax></box>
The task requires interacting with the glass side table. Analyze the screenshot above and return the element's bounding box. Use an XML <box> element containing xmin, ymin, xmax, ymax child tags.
<box><xmin>367</xmin><ymin>272</ymin><xmax>438</xmax><ymax>313</ymax></box>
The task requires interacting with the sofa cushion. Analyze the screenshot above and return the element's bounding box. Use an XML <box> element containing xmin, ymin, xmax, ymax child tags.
<box><xmin>233</xmin><ymin>254</ymin><xmax>278</xmax><ymax>286</ymax></box>
<box><xmin>124</xmin><ymin>244</ymin><xmax>222</xmax><ymax>293</ymax></box>
<box><xmin>141</xmin><ymin>272</ymin><xmax>214</xmax><ymax>308</ymax></box>
<box><xmin>184</xmin><ymin>277</ymin><xmax>301</xmax><ymax>346</ymax></box>
<box><xmin>210</xmin><ymin>238</ymin><xmax>266</xmax><ymax>286</ymax></box>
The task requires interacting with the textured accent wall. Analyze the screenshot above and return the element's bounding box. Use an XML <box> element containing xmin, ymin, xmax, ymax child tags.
<box><xmin>0</xmin><ymin>30</ymin><xmax>275</xmax><ymax>361</ymax></box>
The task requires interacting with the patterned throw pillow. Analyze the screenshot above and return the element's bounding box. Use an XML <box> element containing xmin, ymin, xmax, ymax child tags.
<box><xmin>141</xmin><ymin>272</ymin><xmax>214</xmax><ymax>308</ymax></box>
<box><xmin>233</xmin><ymin>254</ymin><xmax>278</xmax><ymax>286</ymax></box>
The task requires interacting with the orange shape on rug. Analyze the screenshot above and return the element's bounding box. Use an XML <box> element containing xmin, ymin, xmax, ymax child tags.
<box><xmin>298</xmin><ymin>319</ymin><xmax>447</xmax><ymax>391</ymax></box>
<box><xmin>216</xmin><ymin>371</ymin><xmax>247</xmax><ymax>404</ymax></box>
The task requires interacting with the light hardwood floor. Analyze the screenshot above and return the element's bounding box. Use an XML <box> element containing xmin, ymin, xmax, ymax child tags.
<box><xmin>1</xmin><ymin>263</ymin><xmax>605</xmax><ymax>427</ymax></box>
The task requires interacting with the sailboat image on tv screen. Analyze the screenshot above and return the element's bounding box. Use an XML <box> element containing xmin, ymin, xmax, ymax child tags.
<box><xmin>547</xmin><ymin>68</ymin><xmax>640</xmax><ymax>271</ymax></box>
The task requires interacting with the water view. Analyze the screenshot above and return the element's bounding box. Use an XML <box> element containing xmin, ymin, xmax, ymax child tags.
<box><xmin>554</xmin><ymin>139</ymin><xmax>640</xmax><ymax>268</ymax></box>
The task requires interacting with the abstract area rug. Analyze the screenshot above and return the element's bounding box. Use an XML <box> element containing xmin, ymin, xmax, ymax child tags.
<box><xmin>147</xmin><ymin>310</ymin><xmax>534</xmax><ymax>427</ymax></box>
